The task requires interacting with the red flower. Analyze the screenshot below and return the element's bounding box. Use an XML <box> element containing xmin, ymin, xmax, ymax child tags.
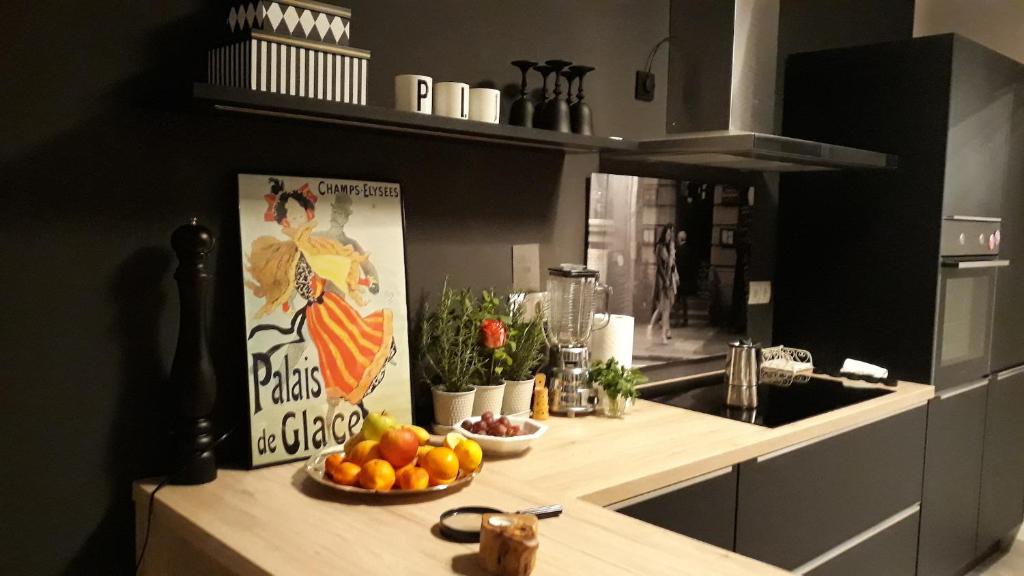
<box><xmin>480</xmin><ymin>319</ymin><xmax>508</xmax><ymax>349</ymax></box>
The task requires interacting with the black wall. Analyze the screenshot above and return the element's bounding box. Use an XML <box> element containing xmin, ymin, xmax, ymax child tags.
<box><xmin>0</xmin><ymin>1</ymin><xmax>669</xmax><ymax>573</ymax></box>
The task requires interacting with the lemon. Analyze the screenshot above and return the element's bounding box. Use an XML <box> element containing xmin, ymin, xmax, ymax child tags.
<box><xmin>444</xmin><ymin>432</ymin><xmax>467</xmax><ymax>450</ymax></box>
<box><xmin>454</xmin><ymin>439</ymin><xmax>483</xmax><ymax>473</ymax></box>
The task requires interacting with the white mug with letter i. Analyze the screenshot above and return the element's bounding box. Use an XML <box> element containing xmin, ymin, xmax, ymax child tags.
<box><xmin>434</xmin><ymin>82</ymin><xmax>469</xmax><ymax>119</ymax></box>
<box><xmin>469</xmin><ymin>88</ymin><xmax>501</xmax><ymax>124</ymax></box>
<box><xmin>395</xmin><ymin>74</ymin><xmax>432</xmax><ymax>114</ymax></box>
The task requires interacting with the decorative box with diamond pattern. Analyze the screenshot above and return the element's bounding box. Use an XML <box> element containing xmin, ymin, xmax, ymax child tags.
<box><xmin>228</xmin><ymin>0</ymin><xmax>351</xmax><ymax>45</ymax></box>
<box><xmin>209</xmin><ymin>1</ymin><xmax>369</xmax><ymax>105</ymax></box>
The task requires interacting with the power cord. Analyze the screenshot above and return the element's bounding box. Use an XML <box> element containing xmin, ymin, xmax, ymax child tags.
<box><xmin>644</xmin><ymin>35</ymin><xmax>673</xmax><ymax>74</ymax></box>
<box><xmin>135</xmin><ymin>425</ymin><xmax>236</xmax><ymax>574</ymax></box>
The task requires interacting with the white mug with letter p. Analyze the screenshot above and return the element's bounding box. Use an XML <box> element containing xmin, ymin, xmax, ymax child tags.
<box><xmin>469</xmin><ymin>87</ymin><xmax>501</xmax><ymax>124</ymax></box>
<box><xmin>434</xmin><ymin>82</ymin><xmax>470</xmax><ymax>119</ymax></box>
<box><xmin>395</xmin><ymin>74</ymin><xmax>432</xmax><ymax>114</ymax></box>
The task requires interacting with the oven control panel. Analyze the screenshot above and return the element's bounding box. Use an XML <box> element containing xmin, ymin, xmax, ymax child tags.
<box><xmin>941</xmin><ymin>217</ymin><xmax>1002</xmax><ymax>257</ymax></box>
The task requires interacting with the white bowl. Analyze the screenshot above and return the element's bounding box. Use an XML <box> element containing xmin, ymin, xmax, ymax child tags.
<box><xmin>455</xmin><ymin>416</ymin><xmax>548</xmax><ymax>456</ymax></box>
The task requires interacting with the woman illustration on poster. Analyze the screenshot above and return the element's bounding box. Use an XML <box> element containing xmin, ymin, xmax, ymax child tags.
<box><xmin>244</xmin><ymin>178</ymin><xmax>395</xmax><ymax>419</ymax></box>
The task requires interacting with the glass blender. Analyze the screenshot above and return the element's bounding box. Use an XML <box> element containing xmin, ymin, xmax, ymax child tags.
<box><xmin>544</xmin><ymin>264</ymin><xmax>611</xmax><ymax>416</ymax></box>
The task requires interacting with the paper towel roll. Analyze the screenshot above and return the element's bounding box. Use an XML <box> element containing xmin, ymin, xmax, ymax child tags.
<box><xmin>519</xmin><ymin>292</ymin><xmax>546</xmax><ymax>322</ymax></box>
<box><xmin>589</xmin><ymin>314</ymin><xmax>634</xmax><ymax>368</ymax></box>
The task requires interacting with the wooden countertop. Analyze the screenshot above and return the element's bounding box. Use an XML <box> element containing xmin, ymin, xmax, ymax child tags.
<box><xmin>135</xmin><ymin>377</ymin><xmax>932</xmax><ymax>576</ymax></box>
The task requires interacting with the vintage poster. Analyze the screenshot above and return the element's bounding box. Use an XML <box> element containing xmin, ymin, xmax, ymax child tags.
<box><xmin>238</xmin><ymin>174</ymin><xmax>412</xmax><ymax>467</ymax></box>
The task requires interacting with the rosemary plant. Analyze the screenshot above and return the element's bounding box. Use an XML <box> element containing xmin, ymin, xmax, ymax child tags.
<box><xmin>419</xmin><ymin>283</ymin><xmax>485</xmax><ymax>393</ymax></box>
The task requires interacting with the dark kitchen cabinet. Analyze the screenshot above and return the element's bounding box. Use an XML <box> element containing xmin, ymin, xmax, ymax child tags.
<box><xmin>977</xmin><ymin>367</ymin><xmax>1024</xmax><ymax>554</ymax></box>
<box><xmin>991</xmin><ymin>134</ymin><xmax>1024</xmax><ymax>372</ymax></box>
<box><xmin>806</xmin><ymin>510</ymin><xmax>920</xmax><ymax>576</ymax></box>
<box><xmin>918</xmin><ymin>381</ymin><xmax>988</xmax><ymax>576</ymax></box>
<box><xmin>613</xmin><ymin>466</ymin><xmax>737</xmax><ymax>551</ymax></box>
<box><xmin>735</xmin><ymin>406</ymin><xmax>926</xmax><ymax>571</ymax></box>
<box><xmin>941</xmin><ymin>36</ymin><xmax>1021</xmax><ymax>219</ymax></box>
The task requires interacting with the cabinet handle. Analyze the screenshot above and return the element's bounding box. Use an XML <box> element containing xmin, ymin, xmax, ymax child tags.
<box><xmin>792</xmin><ymin>503</ymin><xmax>921</xmax><ymax>575</ymax></box>
<box><xmin>606</xmin><ymin>466</ymin><xmax>733</xmax><ymax>511</ymax></box>
<box><xmin>936</xmin><ymin>379</ymin><xmax>988</xmax><ymax>400</ymax></box>
<box><xmin>941</xmin><ymin>259</ymin><xmax>1010</xmax><ymax>269</ymax></box>
<box><xmin>997</xmin><ymin>365</ymin><xmax>1024</xmax><ymax>380</ymax></box>
<box><xmin>945</xmin><ymin>215</ymin><xmax>1002</xmax><ymax>222</ymax></box>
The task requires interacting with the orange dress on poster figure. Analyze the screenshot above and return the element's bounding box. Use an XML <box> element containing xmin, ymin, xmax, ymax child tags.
<box><xmin>245</xmin><ymin>179</ymin><xmax>394</xmax><ymax>406</ymax></box>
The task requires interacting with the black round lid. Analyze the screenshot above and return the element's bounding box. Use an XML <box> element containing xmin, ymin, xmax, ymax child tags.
<box><xmin>547</xmin><ymin>264</ymin><xmax>599</xmax><ymax>278</ymax></box>
<box><xmin>438</xmin><ymin>506</ymin><xmax>501</xmax><ymax>543</ymax></box>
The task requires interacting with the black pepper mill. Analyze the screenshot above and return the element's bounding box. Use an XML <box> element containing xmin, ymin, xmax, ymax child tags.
<box><xmin>170</xmin><ymin>218</ymin><xmax>218</xmax><ymax>485</ymax></box>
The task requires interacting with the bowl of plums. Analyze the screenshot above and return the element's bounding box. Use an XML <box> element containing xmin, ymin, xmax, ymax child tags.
<box><xmin>456</xmin><ymin>412</ymin><xmax>548</xmax><ymax>456</ymax></box>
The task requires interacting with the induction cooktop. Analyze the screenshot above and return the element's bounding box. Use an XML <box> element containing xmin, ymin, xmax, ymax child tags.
<box><xmin>645</xmin><ymin>375</ymin><xmax>894</xmax><ymax>428</ymax></box>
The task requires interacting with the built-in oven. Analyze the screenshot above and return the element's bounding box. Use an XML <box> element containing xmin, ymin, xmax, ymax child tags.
<box><xmin>933</xmin><ymin>217</ymin><xmax>1009</xmax><ymax>390</ymax></box>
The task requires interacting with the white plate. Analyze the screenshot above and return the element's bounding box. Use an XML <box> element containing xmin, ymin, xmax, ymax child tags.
<box><xmin>455</xmin><ymin>416</ymin><xmax>548</xmax><ymax>456</ymax></box>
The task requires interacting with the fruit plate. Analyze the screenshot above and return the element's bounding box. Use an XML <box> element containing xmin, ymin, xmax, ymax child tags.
<box><xmin>456</xmin><ymin>416</ymin><xmax>548</xmax><ymax>456</ymax></box>
<box><xmin>305</xmin><ymin>444</ymin><xmax>481</xmax><ymax>496</ymax></box>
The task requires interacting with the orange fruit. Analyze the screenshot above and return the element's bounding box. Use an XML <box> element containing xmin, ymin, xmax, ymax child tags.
<box><xmin>324</xmin><ymin>453</ymin><xmax>345</xmax><ymax>477</ymax></box>
<box><xmin>453</xmin><ymin>439</ymin><xmax>483</xmax><ymax>473</ymax></box>
<box><xmin>397</xmin><ymin>466</ymin><xmax>430</xmax><ymax>490</ymax></box>
<box><xmin>428</xmin><ymin>474</ymin><xmax>458</xmax><ymax>487</ymax></box>
<box><xmin>358</xmin><ymin>459</ymin><xmax>396</xmax><ymax>491</ymax></box>
<box><xmin>347</xmin><ymin>440</ymin><xmax>381</xmax><ymax>466</ymax></box>
<box><xmin>379</xmin><ymin>427</ymin><xmax>419</xmax><ymax>469</ymax></box>
<box><xmin>421</xmin><ymin>447</ymin><xmax>460</xmax><ymax>483</ymax></box>
<box><xmin>331</xmin><ymin>461</ymin><xmax>361</xmax><ymax>486</ymax></box>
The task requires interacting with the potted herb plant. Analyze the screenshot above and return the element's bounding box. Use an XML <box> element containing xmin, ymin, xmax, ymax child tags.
<box><xmin>472</xmin><ymin>290</ymin><xmax>510</xmax><ymax>417</ymax></box>
<box><xmin>419</xmin><ymin>283</ymin><xmax>484</xmax><ymax>426</ymax></box>
<box><xmin>500</xmin><ymin>296</ymin><xmax>547</xmax><ymax>415</ymax></box>
<box><xmin>590</xmin><ymin>358</ymin><xmax>647</xmax><ymax>418</ymax></box>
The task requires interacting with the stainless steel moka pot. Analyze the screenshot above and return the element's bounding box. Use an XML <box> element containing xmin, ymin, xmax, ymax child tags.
<box><xmin>725</xmin><ymin>340</ymin><xmax>761</xmax><ymax>409</ymax></box>
<box><xmin>544</xmin><ymin>264</ymin><xmax>611</xmax><ymax>416</ymax></box>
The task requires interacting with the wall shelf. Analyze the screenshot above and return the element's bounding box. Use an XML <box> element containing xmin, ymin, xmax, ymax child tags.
<box><xmin>194</xmin><ymin>84</ymin><xmax>898</xmax><ymax>172</ymax></box>
<box><xmin>193</xmin><ymin>83</ymin><xmax>636</xmax><ymax>154</ymax></box>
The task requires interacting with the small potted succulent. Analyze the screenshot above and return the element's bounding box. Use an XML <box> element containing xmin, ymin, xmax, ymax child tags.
<box><xmin>500</xmin><ymin>295</ymin><xmax>547</xmax><ymax>415</ymax></box>
<box><xmin>419</xmin><ymin>283</ymin><xmax>485</xmax><ymax>426</ymax></box>
<box><xmin>590</xmin><ymin>358</ymin><xmax>646</xmax><ymax>418</ymax></box>
<box><xmin>472</xmin><ymin>291</ymin><xmax>510</xmax><ymax>417</ymax></box>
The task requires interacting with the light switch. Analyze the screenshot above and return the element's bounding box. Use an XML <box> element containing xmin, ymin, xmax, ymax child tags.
<box><xmin>748</xmin><ymin>281</ymin><xmax>772</xmax><ymax>305</ymax></box>
<box><xmin>512</xmin><ymin>244</ymin><xmax>541</xmax><ymax>292</ymax></box>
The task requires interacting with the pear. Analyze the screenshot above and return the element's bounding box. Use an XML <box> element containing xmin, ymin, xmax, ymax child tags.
<box><xmin>362</xmin><ymin>411</ymin><xmax>397</xmax><ymax>441</ymax></box>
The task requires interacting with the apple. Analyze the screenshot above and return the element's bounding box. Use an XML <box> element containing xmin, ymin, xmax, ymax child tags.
<box><xmin>379</xmin><ymin>427</ymin><xmax>419</xmax><ymax>468</ymax></box>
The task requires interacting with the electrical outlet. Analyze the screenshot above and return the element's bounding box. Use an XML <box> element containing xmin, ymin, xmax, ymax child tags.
<box><xmin>512</xmin><ymin>244</ymin><xmax>540</xmax><ymax>292</ymax></box>
<box><xmin>748</xmin><ymin>281</ymin><xmax>772</xmax><ymax>306</ymax></box>
<box><xmin>635</xmin><ymin>70</ymin><xmax>656</xmax><ymax>102</ymax></box>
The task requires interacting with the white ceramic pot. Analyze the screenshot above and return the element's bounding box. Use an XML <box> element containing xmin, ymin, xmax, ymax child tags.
<box><xmin>501</xmin><ymin>377</ymin><xmax>536</xmax><ymax>415</ymax></box>
<box><xmin>395</xmin><ymin>74</ymin><xmax>433</xmax><ymax>114</ymax></box>
<box><xmin>432</xmin><ymin>386</ymin><xmax>476</xmax><ymax>426</ymax></box>
<box><xmin>434</xmin><ymin>81</ymin><xmax>469</xmax><ymax>119</ymax></box>
<box><xmin>469</xmin><ymin>87</ymin><xmax>501</xmax><ymax>123</ymax></box>
<box><xmin>472</xmin><ymin>382</ymin><xmax>506</xmax><ymax>416</ymax></box>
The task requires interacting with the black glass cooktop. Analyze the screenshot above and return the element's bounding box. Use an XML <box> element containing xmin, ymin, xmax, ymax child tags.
<box><xmin>646</xmin><ymin>376</ymin><xmax>893</xmax><ymax>428</ymax></box>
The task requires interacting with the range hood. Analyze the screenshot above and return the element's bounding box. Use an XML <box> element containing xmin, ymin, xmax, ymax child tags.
<box><xmin>605</xmin><ymin>0</ymin><xmax>897</xmax><ymax>172</ymax></box>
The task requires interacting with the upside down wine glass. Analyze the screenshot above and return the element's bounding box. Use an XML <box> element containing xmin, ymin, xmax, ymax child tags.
<box><xmin>509</xmin><ymin>60</ymin><xmax>537</xmax><ymax>128</ymax></box>
<box><xmin>541</xmin><ymin>59</ymin><xmax>572</xmax><ymax>133</ymax></box>
<box><xmin>569</xmin><ymin>65</ymin><xmax>595</xmax><ymax>135</ymax></box>
<box><xmin>532</xmin><ymin>63</ymin><xmax>555</xmax><ymax>129</ymax></box>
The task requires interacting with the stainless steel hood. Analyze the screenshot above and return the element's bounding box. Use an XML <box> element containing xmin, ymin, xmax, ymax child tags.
<box><xmin>607</xmin><ymin>130</ymin><xmax>898</xmax><ymax>172</ymax></box>
<box><xmin>603</xmin><ymin>0</ymin><xmax>897</xmax><ymax>172</ymax></box>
